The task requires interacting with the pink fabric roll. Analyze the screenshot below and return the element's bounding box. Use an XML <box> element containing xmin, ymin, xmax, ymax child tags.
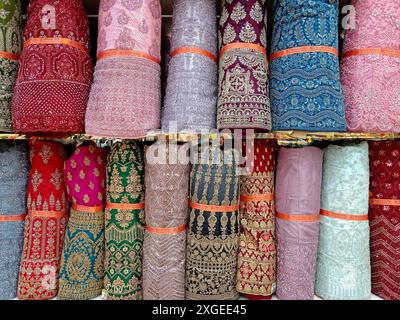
<box><xmin>275</xmin><ymin>147</ymin><xmax>323</xmax><ymax>300</ymax></box>
<box><xmin>85</xmin><ymin>0</ymin><xmax>162</xmax><ymax>138</ymax></box>
<box><xmin>342</xmin><ymin>0</ymin><xmax>400</xmax><ymax>132</ymax></box>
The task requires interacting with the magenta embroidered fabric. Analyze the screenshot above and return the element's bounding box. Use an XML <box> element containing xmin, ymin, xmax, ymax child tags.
<box><xmin>342</xmin><ymin>0</ymin><xmax>400</xmax><ymax>132</ymax></box>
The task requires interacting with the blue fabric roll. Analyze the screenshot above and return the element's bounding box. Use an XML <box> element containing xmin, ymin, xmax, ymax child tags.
<box><xmin>270</xmin><ymin>0</ymin><xmax>346</xmax><ymax>131</ymax></box>
<box><xmin>0</xmin><ymin>142</ymin><xmax>29</xmax><ymax>299</ymax></box>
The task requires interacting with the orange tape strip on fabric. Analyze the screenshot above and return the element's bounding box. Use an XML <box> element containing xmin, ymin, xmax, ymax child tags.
<box><xmin>72</xmin><ymin>203</ymin><xmax>104</xmax><ymax>213</ymax></box>
<box><xmin>97</xmin><ymin>49</ymin><xmax>161</xmax><ymax>64</ymax></box>
<box><xmin>189</xmin><ymin>201</ymin><xmax>239</xmax><ymax>212</ymax></box>
<box><xmin>24</xmin><ymin>37</ymin><xmax>88</xmax><ymax>53</ymax></box>
<box><xmin>0</xmin><ymin>214</ymin><xmax>26</xmax><ymax>222</ymax></box>
<box><xmin>276</xmin><ymin>212</ymin><xmax>320</xmax><ymax>222</ymax></box>
<box><xmin>320</xmin><ymin>209</ymin><xmax>368</xmax><ymax>221</ymax></box>
<box><xmin>270</xmin><ymin>45</ymin><xmax>339</xmax><ymax>61</ymax></box>
<box><xmin>370</xmin><ymin>198</ymin><xmax>400</xmax><ymax>206</ymax></box>
<box><xmin>219</xmin><ymin>43</ymin><xmax>267</xmax><ymax>58</ymax></box>
<box><xmin>343</xmin><ymin>48</ymin><xmax>400</xmax><ymax>59</ymax></box>
<box><xmin>0</xmin><ymin>51</ymin><xmax>19</xmax><ymax>61</ymax></box>
<box><xmin>240</xmin><ymin>194</ymin><xmax>274</xmax><ymax>202</ymax></box>
<box><xmin>106</xmin><ymin>202</ymin><xmax>145</xmax><ymax>210</ymax></box>
<box><xmin>29</xmin><ymin>210</ymin><xmax>67</xmax><ymax>218</ymax></box>
<box><xmin>146</xmin><ymin>224</ymin><xmax>187</xmax><ymax>235</ymax></box>
<box><xmin>170</xmin><ymin>46</ymin><xmax>217</xmax><ymax>63</ymax></box>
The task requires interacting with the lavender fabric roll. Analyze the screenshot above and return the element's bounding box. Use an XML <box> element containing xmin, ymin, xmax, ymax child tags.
<box><xmin>275</xmin><ymin>147</ymin><xmax>323</xmax><ymax>300</ymax></box>
<box><xmin>161</xmin><ymin>0</ymin><xmax>218</xmax><ymax>133</ymax></box>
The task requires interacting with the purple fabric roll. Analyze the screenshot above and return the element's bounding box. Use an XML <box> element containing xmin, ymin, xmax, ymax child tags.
<box><xmin>275</xmin><ymin>147</ymin><xmax>323</xmax><ymax>300</ymax></box>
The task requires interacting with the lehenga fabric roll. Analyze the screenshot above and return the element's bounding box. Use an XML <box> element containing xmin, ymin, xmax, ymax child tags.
<box><xmin>143</xmin><ymin>143</ymin><xmax>190</xmax><ymax>300</ymax></box>
<box><xmin>58</xmin><ymin>145</ymin><xmax>107</xmax><ymax>300</ymax></box>
<box><xmin>161</xmin><ymin>0</ymin><xmax>217</xmax><ymax>133</ymax></box>
<box><xmin>275</xmin><ymin>146</ymin><xmax>323</xmax><ymax>300</ymax></box>
<box><xmin>270</xmin><ymin>0</ymin><xmax>346</xmax><ymax>131</ymax></box>
<box><xmin>342</xmin><ymin>1</ymin><xmax>400</xmax><ymax>132</ymax></box>
<box><xmin>12</xmin><ymin>0</ymin><xmax>93</xmax><ymax>134</ymax></box>
<box><xmin>186</xmin><ymin>147</ymin><xmax>240</xmax><ymax>300</ymax></box>
<box><xmin>104</xmin><ymin>142</ymin><xmax>145</xmax><ymax>300</ymax></box>
<box><xmin>17</xmin><ymin>140</ymin><xmax>68</xmax><ymax>300</ymax></box>
<box><xmin>369</xmin><ymin>141</ymin><xmax>400</xmax><ymax>300</ymax></box>
<box><xmin>0</xmin><ymin>142</ymin><xmax>29</xmax><ymax>299</ymax></box>
<box><xmin>0</xmin><ymin>0</ymin><xmax>22</xmax><ymax>132</ymax></box>
<box><xmin>315</xmin><ymin>142</ymin><xmax>371</xmax><ymax>300</ymax></box>
<box><xmin>217</xmin><ymin>0</ymin><xmax>271</xmax><ymax>130</ymax></box>
<box><xmin>85</xmin><ymin>0</ymin><xmax>162</xmax><ymax>139</ymax></box>
<box><xmin>236</xmin><ymin>140</ymin><xmax>277</xmax><ymax>299</ymax></box>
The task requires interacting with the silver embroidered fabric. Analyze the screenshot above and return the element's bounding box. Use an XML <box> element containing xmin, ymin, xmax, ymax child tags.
<box><xmin>161</xmin><ymin>0</ymin><xmax>218</xmax><ymax>133</ymax></box>
<box><xmin>0</xmin><ymin>142</ymin><xmax>29</xmax><ymax>299</ymax></box>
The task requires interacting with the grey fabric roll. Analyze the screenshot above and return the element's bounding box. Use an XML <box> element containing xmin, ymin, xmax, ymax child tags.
<box><xmin>0</xmin><ymin>142</ymin><xmax>29</xmax><ymax>299</ymax></box>
<box><xmin>161</xmin><ymin>0</ymin><xmax>218</xmax><ymax>133</ymax></box>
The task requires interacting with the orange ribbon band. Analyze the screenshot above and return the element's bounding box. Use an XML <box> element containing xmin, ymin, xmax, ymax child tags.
<box><xmin>320</xmin><ymin>209</ymin><xmax>368</xmax><ymax>221</ymax></box>
<box><xmin>270</xmin><ymin>46</ymin><xmax>339</xmax><ymax>61</ymax></box>
<box><xmin>370</xmin><ymin>198</ymin><xmax>400</xmax><ymax>206</ymax></box>
<box><xmin>29</xmin><ymin>210</ymin><xmax>67</xmax><ymax>218</ymax></box>
<box><xmin>97</xmin><ymin>49</ymin><xmax>161</xmax><ymax>64</ymax></box>
<box><xmin>171</xmin><ymin>46</ymin><xmax>217</xmax><ymax>63</ymax></box>
<box><xmin>189</xmin><ymin>201</ymin><xmax>239</xmax><ymax>212</ymax></box>
<box><xmin>146</xmin><ymin>224</ymin><xmax>187</xmax><ymax>235</ymax></box>
<box><xmin>0</xmin><ymin>51</ymin><xmax>19</xmax><ymax>61</ymax></box>
<box><xmin>276</xmin><ymin>212</ymin><xmax>320</xmax><ymax>222</ymax></box>
<box><xmin>219</xmin><ymin>43</ymin><xmax>267</xmax><ymax>58</ymax></box>
<box><xmin>106</xmin><ymin>202</ymin><xmax>145</xmax><ymax>210</ymax></box>
<box><xmin>24</xmin><ymin>37</ymin><xmax>88</xmax><ymax>53</ymax></box>
<box><xmin>72</xmin><ymin>203</ymin><xmax>104</xmax><ymax>213</ymax></box>
<box><xmin>240</xmin><ymin>194</ymin><xmax>274</xmax><ymax>202</ymax></box>
<box><xmin>0</xmin><ymin>214</ymin><xmax>26</xmax><ymax>222</ymax></box>
<box><xmin>343</xmin><ymin>48</ymin><xmax>400</xmax><ymax>59</ymax></box>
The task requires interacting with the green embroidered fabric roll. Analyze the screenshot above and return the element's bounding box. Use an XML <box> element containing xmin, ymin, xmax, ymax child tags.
<box><xmin>104</xmin><ymin>141</ymin><xmax>145</xmax><ymax>300</ymax></box>
<box><xmin>0</xmin><ymin>0</ymin><xmax>22</xmax><ymax>132</ymax></box>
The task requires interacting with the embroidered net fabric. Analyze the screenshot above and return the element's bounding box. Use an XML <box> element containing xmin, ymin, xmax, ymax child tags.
<box><xmin>275</xmin><ymin>146</ymin><xmax>323</xmax><ymax>300</ymax></box>
<box><xmin>0</xmin><ymin>0</ymin><xmax>22</xmax><ymax>132</ymax></box>
<box><xmin>161</xmin><ymin>0</ymin><xmax>217</xmax><ymax>133</ymax></box>
<box><xmin>17</xmin><ymin>140</ymin><xmax>68</xmax><ymax>300</ymax></box>
<box><xmin>270</xmin><ymin>0</ymin><xmax>346</xmax><ymax>131</ymax></box>
<box><xmin>85</xmin><ymin>0</ymin><xmax>161</xmax><ymax>139</ymax></box>
<box><xmin>12</xmin><ymin>0</ymin><xmax>93</xmax><ymax>134</ymax></box>
<box><xmin>58</xmin><ymin>145</ymin><xmax>107</xmax><ymax>300</ymax></box>
<box><xmin>104</xmin><ymin>141</ymin><xmax>145</xmax><ymax>300</ymax></box>
<box><xmin>315</xmin><ymin>142</ymin><xmax>371</xmax><ymax>300</ymax></box>
<box><xmin>217</xmin><ymin>0</ymin><xmax>271</xmax><ymax>130</ymax></box>
<box><xmin>369</xmin><ymin>141</ymin><xmax>400</xmax><ymax>300</ymax></box>
<box><xmin>236</xmin><ymin>140</ymin><xmax>277</xmax><ymax>298</ymax></box>
<box><xmin>186</xmin><ymin>147</ymin><xmax>240</xmax><ymax>300</ymax></box>
<box><xmin>0</xmin><ymin>142</ymin><xmax>29</xmax><ymax>299</ymax></box>
<box><xmin>342</xmin><ymin>0</ymin><xmax>400</xmax><ymax>132</ymax></box>
<box><xmin>142</xmin><ymin>143</ymin><xmax>190</xmax><ymax>300</ymax></box>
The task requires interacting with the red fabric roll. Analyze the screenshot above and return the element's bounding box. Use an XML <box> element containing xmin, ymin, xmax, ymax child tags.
<box><xmin>12</xmin><ymin>0</ymin><xmax>93</xmax><ymax>134</ymax></box>
<box><xmin>369</xmin><ymin>141</ymin><xmax>400</xmax><ymax>300</ymax></box>
<box><xmin>17</xmin><ymin>140</ymin><xmax>69</xmax><ymax>300</ymax></box>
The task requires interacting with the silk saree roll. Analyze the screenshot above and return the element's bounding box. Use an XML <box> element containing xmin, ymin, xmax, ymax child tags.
<box><xmin>236</xmin><ymin>139</ymin><xmax>277</xmax><ymax>299</ymax></box>
<box><xmin>0</xmin><ymin>142</ymin><xmax>28</xmax><ymax>299</ymax></box>
<box><xmin>86</xmin><ymin>0</ymin><xmax>162</xmax><ymax>139</ymax></box>
<box><xmin>275</xmin><ymin>146</ymin><xmax>323</xmax><ymax>300</ymax></box>
<box><xmin>315</xmin><ymin>142</ymin><xmax>371</xmax><ymax>300</ymax></box>
<box><xmin>104</xmin><ymin>141</ymin><xmax>145</xmax><ymax>300</ymax></box>
<box><xmin>186</xmin><ymin>147</ymin><xmax>240</xmax><ymax>300</ymax></box>
<box><xmin>143</xmin><ymin>143</ymin><xmax>190</xmax><ymax>300</ymax></box>
<box><xmin>58</xmin><ymin>145</ymin><xmax>107</xmax><ymax>300</ymax></box>
<box><xmin>0</xmin><ymin>0</ymin><xmax>22</xmax><ymax>132</ymax></box>
<box><xmin>161</xmin><ymin>0</ymin><xmax>218</xmax><ymax>133</ymax></box>
<box><xmin>12</xmin><ymin>0</ymin><xmax>93</xmax><ymax>134</ymax></box>
<box><xmin>17</xmin><ymin>140</ymin><xmax>68</xmax><ymax>300</ymax></box>
<box><xmin>270</xmin><ymin>0</ymin><xmax>346</xmax><ymax>131</ymax></box>
<box><xmin>369</xmin><ymin>141</ymin><xmax>400</xmax><ymax>300</ymax></box>
<box><xmin>342</xmin><ymin>0</ymin><xmax>400</xmax><ymax>132</ymax></box>
<box><xmin>217</xmin><ymin>0</ymin><xmax>271</xmax><ymax>130</ymax></box>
